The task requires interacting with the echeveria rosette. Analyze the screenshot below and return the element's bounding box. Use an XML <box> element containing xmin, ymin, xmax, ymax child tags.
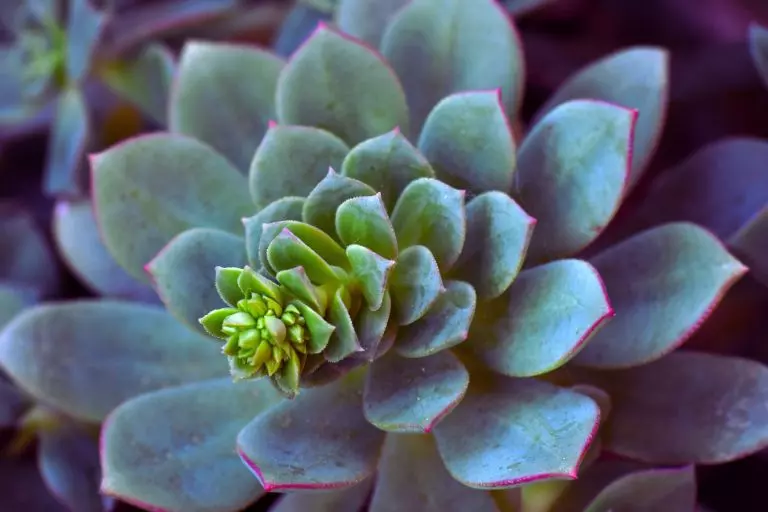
<box><xmin>87</xmin><ymin>1</ymin><xmax>768</xmax><ymax>511</ymax></box>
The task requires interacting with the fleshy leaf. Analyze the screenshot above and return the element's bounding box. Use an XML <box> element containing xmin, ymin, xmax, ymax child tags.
<box><xmin>468</xmin><ymin>260</ymin><xmax>612</xmax><ymax>377</ymax></box>
<box><xmin>102</xmin><ymin>378</ymin><xmax>281</xmax><ymax>512</ymax></box>
<box><xmin>237</xmin><ymin>369</ymin><xmax>386</xmax><ymax>491</ymax></box>
<box><xmin>749</xmin><ymin>23</ymin><xmax>768</xmax><ymax>89</ymax></box>
<box><xmin>418</xmin><ymin>91</ymin><xmax>516</xmax><ymax>195</ymax></box>
<box><xmin>514</xmin><ymin>100</ymin><xmax>636</xmax><ymax>263</ymax></box>
<box><xmin>66</xmin><ymin>0</ymin><xmax>108</xmax><ymax>83</ymax></box>
<box><xmin>303</xmin><ymin>169</ymin><xmax>376</xmax><ymax>238</ymax></box>
<box><xmin>534</xmin><ymin>47</ymin><xmax>669</xmax><ymax>188</ymax></box>
<box><xmin>276</xmin><ymin>23</ymin><xmax>409</xmax><ymax>146</ymax></box>
<box><xmin>381</xmin><ymin>0</ymin><xmax>524</xmax><ymax>137</ymax></box>
<box><xmin>569</xmin><ymin>351</ymin><xmax>768</xmax><ymax>464</ymax></box>
<box><xmin>354</xmin><ymin>291</ymin><xmax>393</xmax><ymax>359</ymax></box>
<box><xmin>171</xmin><ymin>41</ymin><xmax>285</xmax><ymax>172</ymax></box>
<box><xmin>391</xmin><ymin>178</ymin><xmax>466</xmax><ymax>271</ymax></box>
<box><xmin>146</xmin><ymin>228</ymin><xmax>246</xmax><ymax>333</ymax></box>
<box><xmin>395</xmin><ymin>280</ymin><xmax>476</xmax><ymax>358</ymax></box>
<box><xmin>259</xmin><ymin>220</ymin><xmax>349</xmax><ymax>274</ymax></box>
<box><xmin>267</xmin><ymin>228</ymin><xmax>339</xmax><ymax>283</ymax></box>
<box><xmin>44</xmin><ymin>87</ymin><xmax>89</xmax><ymax>197</ymax></box>
<box><xmin>0</xmin><ymin>300</ymin><xmax>225</xmax><ymax>423</ymax></box>
<box><xmin>346</xmin><ymin>244</ymin><xmax>395</xmax><ymax>311</ymax></box>
<box><xmin>336</xmin><ymin>193</ymin><xmax>398</xmax><ymax>260</ymax></box>
<box><xmin>389</xmin><ymin>245</ymin><xmax>444</xmax><ymax>325</ymax></box>
<box><xmin>53</xmin><ymin>199</ymin><xmax>159</xmax><ymax>303</ymax></box>
<box><xmin>574</xmin><ymin>223</ymin><xmax>747</xmax><ymax>369</ymax></box>
<box><xmin>243</xmin><ymin>197</ymin><xmax>305</xmax><ymax>268</ymax></box>
<box><xmin>91</xmin><ymin>133</ymin><xmax>253</xmax><ymax>283</ymax></box>
<box><xmin>335</xmin><ymin>0</ymin><xmax>409</xmax><ymax>48</ymax></box>
<box><xmin>370</xmin><ymin>434</ymin><xmax>498</xmax><ymax>512</ymax></box>
<box><xmin>277</xmin><ymin>267</ymin><xmax>325</xmax><ymax>313</ymax></box>
<box><xmin>292</xmin><ymin>301</ymin><xmax>335</xmax><ymax>354</ymax></box>
<box><xmin>272</xmin><ymin>480</ymin><xmax>373</xmax><ymax>512</ymax></box>
<box><xmin>325</xmin><ymin>289</ymin><xmax>362</xmax><ymax>362</ymax></box>
<box><xmin>273</xmin><ymin>2</ymin><xmax>333</xmax><ymax>58</ymax></box>
<box><xmin>450</xmin><ymin>191</ymin><xmax>535</xmax><ymax>300</ymax></box>
<box><xmin>249</xmin><ymin>124</ymin><xmax>349</xmax><ymax>208</ymax></box>
<box><xmin>584</xmin><ymin>466</ymin><xmax>696</xmax><ymax>512</ymax></box>
<box><xmin>363</xmin><ymin>350</ymin><xmax>469</xmax><ymax>433</ymax></box>
<box><xmin>433</xmin><ymin>376</ymin><xmax>600</xmax><ymax>488</ymax></box>
<box><xmin>341</xmin><ymin>128</ymin><xmax>435</xmax><ymax>212</ymax></box>
<box><xmin>729</xmin><ymin>206</ymin><xmax>768</xmax><ymax>287</ymax></box>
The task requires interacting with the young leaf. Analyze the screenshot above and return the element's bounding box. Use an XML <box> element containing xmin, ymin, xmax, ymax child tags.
<box><xmin>66</xmin><ymin>0</ymin><xmax>108</xmax><ymax>83</ymax></box>
<box><xmin>325</xmin><ymin>289</ymin><xmax>362</xmax><ymax>362</ymax></box>
<box><xmin>354</xmin><ymin>291</ymin><xmax>393</xmax><ymax>360</ymax></box>
<box><xmin>303</xmin><ymin>169</ymin><xmax>376</xmax><ymax>238</ymax></box>
<box><xmin>243</xmin><ymin>197</ymin><xmax>305</xmax><ymax>268</ymax></box>
<box><xmin>44</xmin><ymin>88</ymin><xmax>89</xmax><ymax>197</ymax></box>
<box><xmin>749</xmin><ymin>23</ymin><xmax>768</xmax><ymax>89</ymax></box>
<box><xmin>336</xmin><ymin>193</ymin><xmax>398</xmax><ymax>260</ymax></box>
<box><xmin>346</xmin><ymin>244</ymin><xmax>395</xmax><ymax>311</ymax></box>
<box><xmin>267</xmin><ymin>228</ymin><xmax>340</xmax><ymax>284</ymax></box>
<box><xmin>584</xmin><ymin>466</ymin><xmax>696</xmax><ymax>512</ymax></box>
<box><xmin>335</xmin><ymin>0</ymin><xmax>409</xmax><ymax>48</ymax></box>
<box><xmin>389</xmin><ymin>245</ymin><xmax>444</xmax><ymax>325</ymax></box>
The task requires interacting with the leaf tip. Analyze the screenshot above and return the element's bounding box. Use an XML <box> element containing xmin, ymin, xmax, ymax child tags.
<box><xmin>268</xmin><ymin>119</ymin><xmax>278</xmax><ymax>129</ymax></box>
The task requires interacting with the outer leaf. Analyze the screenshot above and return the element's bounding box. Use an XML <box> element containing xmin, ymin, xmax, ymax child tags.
<box><xmin>730</xmin><ymin>206</ymin><xmax>768</xmax><ymax>287</ymax></box>
<box><xmin>303</xmin><ymin>169</ymin><xmax>376</xmax><ymax>238</ymax></box>
<box><xmin>243</xmin><ymin>197</ymin><xmax>305</xmax><ymax>268</ymax></box>
<box><xmin>341</xmin><ymin>128</ymin><xmax>435</xmax><ymax>212</ymax></box>
<box><xmin>391</xmin><ymin>178</ymin><xmax>466</xmax><ymax>271</ymax></box>
<box><xmin>574</xmin><ymin>223</ymin><xmax>747</xmax><ymax>369</ymax></box>
<box><xmin>418</xmin><ymin>91</ymin><xmax>516</xmax><ymax>195</ymax></box>
<box><xmin>53</xmin><ymin>199</ymin><xmax>159</xmax><ymax>303</ymax></box>
<box><xmin>272</xmin><ymin>480</ymin><xmax>373</xmax><ymax>512</ymax></box>
<box><xmin>91</xmin><ymin>133</ymin><xmax>253</xmax><ymax>283</ymax></box>
<box><xmin>548</xmin><ymin>460</ymin><xmax>651</xmax><ymax>512</ymax></box>
<box><xmin>276</xmin><ymin>24</ymin><xmax>409</xmax><ymax>146</ymax></box>
<box><xmin>584</xmin><ymin>466</ymin><xmax>696</xmax><ymax>512</ymax></box>
<box><xmin>468</xmin><ymin>260</ymin><xmax>612</xmax><ymax>377</ymax></box>
<box><xmin>370</xmin><ymin>434</ymin><xmax>498</xmax><ymax>512</ymax></box>
<box><xmin>749</xmin><ymin>23</ymin><xmax>768</xmax><ymax>89</ymax></box>
<box><xmin>381</xmin><ymin>0</ymin><xmax>524</xmax><ymax>137</ymax></box>
<box><xmin>450</xmin><ymin>191</ymin><xmax>535</xmax><ymax>300</ymax></box>
<box><xmin>273</xmin><ymin>3</ymin><xmax>333</xmax><ymax>58</ymax></box>
<box><xmin>0</xmin><ymin>452</ymin><xmax>68</xmax><ymax>511</ymax></box>
<box><xmin>389</xmin><ymin>245</ymin><xmax>444</xmax><ymax>325</ymax></box>
<box><xmin>515</xmin><ymin>100</ymin><xmax>636</xmax><ymax>263</ymax></box>
<box><xmin>534</xmin><ymin>47</ymin><xmax>669</xmax><ymax>188</ymax></box>
<box><xmin>237</xmin><ymin>369</ymin><xmax>386</xmax><ymax>491</ymax></box>
<box><xmin>433</xmin><ymin>376</ymin><xmax>600</xmax><ymax>488</ymax></box>
<box><xmin>0</xmin><ymin>300</ymin><xmax>225</xmax><ymax>423</ymax></box>
<box><xmin>336</xmin><ymin>193</ymin><xmax>398</xmax><ymax>260</ymax></box>
<box><xmin>364</xmin><ymin>350</ymin><xmax>469</xmax><ymax>433</ymax></box>
<box><xmin>335</xmin><ymin>0</ymin><xmax>409</xmax><ymax>48</ymax></box>
<box><xmin>102</xmin><ymin>378</ymin><xmax>281</xmax><ymax>512</ymax></box>
<box><xmin>346</xmin><ymin>244</ymin><xmax>395</xmax><ymax>311</ymax></box>
<box><xmin>267</xmin><ymin>228</ymin><xmax>339</xmax><ymax>283</ymax></box>
<box><xmin>66</xmin><ymin>0</ymin><xmax>108</xmax><ymax>83</ymax></box>
<box><xmin>170</xmin><ymin>41</ymin><xmax>285</xmax><ymax>172</ymax></box>
<box><xmin>44</xmin><ymin>87</ymin><xmax>89</xmax><ymax>197</ymax></box>
<box><xmin>147</xmin><ymin>228</ymin><xmax>246</xmax><ymax>333</ymax></box>
<box><xmin>249</xmin><ymin>124</ymin><xmax>349</xmax><ymax>208</ymax></box>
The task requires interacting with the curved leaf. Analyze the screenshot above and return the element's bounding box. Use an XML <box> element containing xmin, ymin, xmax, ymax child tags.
<box><xmin>259</xmin><ymin>220</ymin><xmax>349</xmax><ymax>274</ymax></box>
<box><xmin>243</xmin><ymin>197</ymin><xmax>305</xmax><ymax>268</ymax></box>
<box><xmin>267</xmin><ymin>228</ymin><xmax>339</xmax><ymax>283</ymax></box>
<box><xmin>0</xmin><ymin>300</ymin><xmax>225</xmax><ymax>423</ymax></box>
<box><xmin>273</xmin><ymin>3</ymin><xmax>333</xmax><ymax>58</ymax></box>
<box><xmin>749</xmin><ymin>23</ymin><xmax>768</xmax><ymax>89</ymax></box>
<box><xmin>0</xmin><ymin>451</ymin><xmax>68</xmax><ymax>511</ymax></box>
<box><xmin>325</xmin><ymin>289</ymin><xmax>362</xmax><ymax>362</ymax></box>
<box><xmin>272</xmin><ymin>480</ymin><xmax>373</xmax><ymax>512</ymax></box>
<box><xmin>102</xmin><ymin>378</ymin><xmax>281</xmax><ymax>512</ymax></box>
<box><xmin>276</xmin><ymin>23</ymin><xmax>409</xmax><ymax>145</ymax></box>
<box><xmin>66</xmin><ymin>0</ymin><xmax>108</xmax><ymax>83</ymax></box>
<box><xmin>91</xmin><ymin>133</ymin><xmax>253</xmax><ymax>283</ymax></box>
<box><xmin>44</xmin><ymin>87</ymin><xmax>90</xmax><ymax>197</ymax></box>
<box><xmin>730</xmin><ymin>206</ymin><xmax>768</xmax><ymax>287</ymax></box>
<box><xmin>381</xmin><ymin>0</ymin><xmax>524</xmax><ymax>137</ymax></box>
<box><xmin>336</xmin><ymin>193</ymin><xmax>398</xmax><ymax>260</ymax></box>
<box><xmin>389</xmin><ymin>245</ymin><xmax>444</xmax><ymax>325</ymax></box>
<box><xmin>468</xmin><ymin>260</ymin><xmax>613</xmax><ymax>377</ymax></box>
<box><xmin>346</xmin><ymin>244</ymin><xmax>395</xmax><ymax>311</ymax></box>
<box><xmin>354</xmin><ymin>291</ymin><xmax>393</xmax><ymax>360</ymax></box>
<box><xmin>303</xmin><ymin>169</ymin><xmax>376</xmax><ymax>238</ymax></box>
<box><xmin>584</xmin><ymin>466</ymin><xmax>696</xmax><ymax>512</ymax></box>
<box><xmin>335</xmin><ymin>0</ymin><xmax>409</xmax><ymax>48</ymax></box>
<box><xmin>574</xmin><ymin>223</ymin><xmax>746</xmax><ymax>369</ymax></box>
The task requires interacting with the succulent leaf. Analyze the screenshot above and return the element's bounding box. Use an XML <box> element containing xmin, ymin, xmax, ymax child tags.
<box><xmin>303</xmin><ymin>169</ymin><xmax>377</xmax><ymax>238</ymax></box>
<box><xmin>749</xmin><ymin>23</ymin><xmax>768</xmax><ymax>89</ymax></box>
<box><xmin>276</xmin><ymin>266</ymin><xmax>327</xmax><ymax>314</ymax></box>
<box><xmin>381</xmin><ymin>0</ymin><xmax>524</xmax><ymax>137</ymax></box>
<box><xmin>101</xmin><ymin>378</ymin><xmax>281</xmax><ymax>512</ymax></box>
<box><xmin>45</xmin><ymin>87</ymin><xmax>89</xmax><ymax>197</ymax></box>
<box><xmin>272</xmin><ymin>480</ymin><xmax>373</xmax><ymax>512</ymax></box>
<box><xmin>346</xmin><ymin>244</ymin><xmax>395</xmax><ymax>311</ymax></box>
<box><xmin>729</xmin><ymin>206</ymin><xmax>768</xmax><ymax>287</ymax></box>
<box><xmin>335</xmin><ymin>0</ymin><xmax>409</xmax><ymax>48</ymax></box>
<box><xmin>514</xmin><ymin>100</ymin><xmax>636</xmax><ymax>263</ymax></box>
<box><xmin>336</xmin><ymin>193</ymin><xmax>399</xmax><ymax>260</ymax></box>
<box><xmin>249</xmin><ymin>124</ymin><xmax>349</xmax><ymax>208</ymax></box>
<box><xmin>65</xmin><ymin>0</ymin><xmax>107</xmax><ymax>83</ymax></box>
<box><xmin>354</xmin><ymin>291</ymin><xmax>393</xmax><ymax>360</ymax></box>
<box><xmin>389</xmin><ymin>245</ymin><xmax>444</xmax><ymax>325</ymax></box>
<box><xmin>91</xmin><ymin>134</ymin><xmax>253</xmax><ymax>283</ymax></box>
<box><xmin>363</xmin><ymin>350</ymin><xmax>469</xmax><ymax>433</ymax></box>
<box><xmin>268</xmin><ymin>228</ymin><xmax>341</xmax><ymax>284</ymax></box>
<box><xmin>243</xmin><ymin>197</ymin><xmax>305</xmax><ymax>268</ymax></box>
<box><xmin>276</xmin><ymin>23</ymin><xmax>410</xmax><ymax>145</ymax></box>
<box><xmin>418</xmin><ymin>91</ymin><xmax>516</xmax><ymax>195</ymax></box>
<box><xmin>325</xmin><ymin>289</ymin><xmax>362</xmax><ymax>362</ymax></box>
<box><xmin>575</xmin><ymin>223</ymin><xmax>746</xmax><ymax>369</ymax></box>
<box><xmin>583</xmin><ymin>466</ymin><xmax>696</xmax><ymax>512</ymax></box>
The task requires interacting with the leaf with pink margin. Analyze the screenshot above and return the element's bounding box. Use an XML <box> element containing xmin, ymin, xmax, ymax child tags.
<box><xmin>533</xmin><ymin>47</ymin><xmax>669</xmax><ymax>189</ymax></box>
<box><xmin>237</xmin><ymin>368</ymin><xmax>385</xmax><ymax>491</ymax></box>
<box><xmin>335</xmin><ymin>0</ymin><xmax>409</xmax><ymax>48</ymax></box>
<box><xmin>583</xmin><ymin>465</ymin><xmax>696</xmax><ymax>512</ymax></box>
<box><xmin>276</xmin><ymin>23</ymin><xmax>409</xmax><ymax>146</ymax></box>
<box><xmin>433</xmin><ymin>376</ymin><xmax>600</xmax><ymax>489</ymax></box>
<box><xmin>0</xmin><ymin>300</ymin><xmax>225</xmax><ymax>423</ymax></box>
<box><xmin>729</xmin><ymin>206</ymin><xmax>768</xmax><ymax>287</ymax></box>
<box><xmin>381</xmin><ymin>0</ymin><xmax>524</xmax><ymax>138</ymax></box>
<box><xmin>336</xmin><ymin>193</ymin><xmax>399</xmax><ymax>260</ymax></box>
<box><xmin>271</xmin><ymin>479</ymin><xmax>373</xmax><ymax>512</ymax></box>
<box><xmin>346</xmin><ymin>244</ymin><xmax>395</xmax><ymax>311</ymax></box>
<box><xmin>418</xmin><ymin>91</ymin><xmax>516</xmax><ymax>195</ymax></box>
<box><xmin>303</xmin><ymin>169</ymin><xmax>376</xmax><ymax>240</ymax></box>
<box><xmin>389</xmin><ymin>245</ymin><xmax>444</xmax><ymax>326</ymax></box>
<box><xmin>91</xmin><ymin>133</ymin><xmax>254</xmax><ymax>283</ymax></box>
<box><xmin>54</xmin><ymin>199</ymin><xmax>159</xmax><ymax>303</ymax></box>
<box><xmin>243</xmin><ymin>197</ymin><xmax>305</xmax><ymax>268</ymax></box>
<box><xmin>574</xmin><ymin>223</ymin><xmax>746</xmax><ymax>369</ymax></box>
<box><xmin>44</xmin><ymin>87</ymin><xmax>89</xmax><ymax>197</ymax></box>
<box><xmin>102</xmin><ymin>378</ymin><xmax>281</xmax><ymax>512</ymax></box>
<box><xmin>325</xmin><ymin>288</ymin><xmax>362</xmax><ymax>362</ymax></box>
<box><xmin>467</xmin><ymin>259</ymin><xmax>613</xmax><ymax>377</ymax></box>
<box><xmin>370</xmin><ymin>434</ymin><xmax>498</xmax><ymax>512</ymax></box>
<box><xmin>363</xmin><ymin>350</ymin><xmax>469</xmax><ymax>433</ymax></box>
<box><xmin>146</xmin><ymin>227</ymin><xmax>246</xmax><ymax>333</ymax></box>
<box><xmin>514</xmin><ymin>100</ymin><xmax>636</xmax><ymax>263</ymax></box>
<box><xmin>170</xmin><ymin>41</ymin><xmax>285</xmax><ymax>172</ymax></box>
<box><xmin>66</xmin><ymin>0</ymin><xmax>108</xmax><ymax>83</ymax></box>
<box><xmin>749</xmin><ymin>23</ymin><xmax>768</xmax><ymax>89</ymax></box>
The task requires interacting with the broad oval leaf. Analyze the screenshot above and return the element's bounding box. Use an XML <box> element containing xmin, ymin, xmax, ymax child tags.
<box><xmin>0</xmin><ymin>300</ymin><xmax>226</xmax><ymax>423</ymax></box>
<box><xmin>370</xmin><ymin>434</ymin><xmax>498</xmax><ymax>512</ymax></box>
<box><xmin>451</xmin><ymin>191</ymin><xmax>535</xmax><ymax>300</ymax></box>
<box><xmin>267</xmin><ymin>228</ymin><xmax>339</xmax><ymax>283</ymax></box>
<box><xmin>276</xmin><ymin>24</ymin><xmax>409</xmax><ymax>146</ymax></box>
<box><xmin>574</xmin><ymin>223</ymin><xmax>746</xmax><ymax>369</ymax></box>
<box><xmin>91</xmin><ymin>133</ymin><xmax>253</xmax><ymax>283</ymax></box>
<box><xmin>381</xmin><ymin>0</ymin><xmax>524</xmax><ymax>137</ymax></box>
<box><xmin>272</xmin><ymin>480</ymin><xmax>373</xmax><ymax>512</ymax></box>
<box><xmin>364</xmin><ymin>350</ymin><xmax>469</xmax><ymax>433</ymax></box>
<box><xmin>243</xmin><ymin>197</ymin><xmax>305</xmax><ymax>268</ymax></box>
<box><xmin>147</xmin><ymin>228</ymin><xmax>246</xmax><ymax>333</ymax></box>
<box><xmin>171</xmin><ymin>41</ymin><xmax>285</xmax><ymax>172</ymax></box>
<box><xmin>749</xmin><ymin>23</ymin><xmax>768</xmax><ymax>89</ymax></box>
<box><xmin>336</xmin><ymin>193</ymin><xmax>398</xmax><ymax>260</ymax></box>
<box><xmin>303</xmin><ymin>169</ymin><xmax>376</xmax><ymax>238</ymax></box>
<box><xmin>584</xmin><ymin>465</ymin><xmax>696</xmax><ymax>512</ymax></box>
<box><xmin>44</xmin><ymin>87</ymin><xmax>90</xmax><ymax>197</ymax></box>
<box><xmin>237</xmin><ymin>369</ymin><xmax>386</xmax><ymax>491</ymax></box>
<box><xmin>102</xmin><ymin>378</ymin><xmax>281</xmax><ymax>512</ymax></box>
<box><xmin>389</xmin><ymin>245</ymin><xmax>444</xmax><ymax>325</ymax></box>
<box><xmin>433</xmin><ymin>376</ymin><xmax>600</xmax><ymax>488</ymax></box>
<box><xmin>335</xmin><ymin>0</ymin><xmax>409</xmax><ymax>48</ymax></box>
<box><xmin>534</xmin><ymin>47</ymin><xmax>669</xmax><ymax>188</ymax></box>
<box><xmin>249</xmin><ymin>124</ymin><xmax>349</xmax><ymax>209</ymax></box>
<box><xmin>468</xmin><ymin>260</ymin><xmax>613</xmax><ymax>377</ymax></box>
<box><xmin>729</xmin><ymin>206</ymin><xmax>768</xmax><ymax>287</ymax></box>
<box><xmin>418</xmin><ymin>91</ymin><xmax>516</xmax><ymax>195</ymax></box>
<box><xmin>515</xmin><ymin>100</ymin><xmax>636</xmax><ymax>263</ymax></box>
<box><xmin>273</xmin><ymin>3</ymin><xmax>333</xmax><ymax>58</ymax></box>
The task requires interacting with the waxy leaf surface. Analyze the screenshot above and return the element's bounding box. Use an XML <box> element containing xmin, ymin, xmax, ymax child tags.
<box><xmin>45</xmin><ymin>87</ymin><xmax>89</xmax><ymax>197</ymax></box>
<box><xmin>335</xmin><ymin>0</ymin><xmax>409</xmax><ymax>48</ymax></box>
<box><xmin>303</xmin><ymin>170</ymin><xmax>376</xmax><ymax>239</ymax></box>
<box><xmin>243</xmin><ymin>197</ymin><xmax>305</xmax><ymax>268</ymax></box>
<box><xmin>584</xmin><ymin>465</ymin><xmax>696</xmax><ymax>512</ymax></box>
